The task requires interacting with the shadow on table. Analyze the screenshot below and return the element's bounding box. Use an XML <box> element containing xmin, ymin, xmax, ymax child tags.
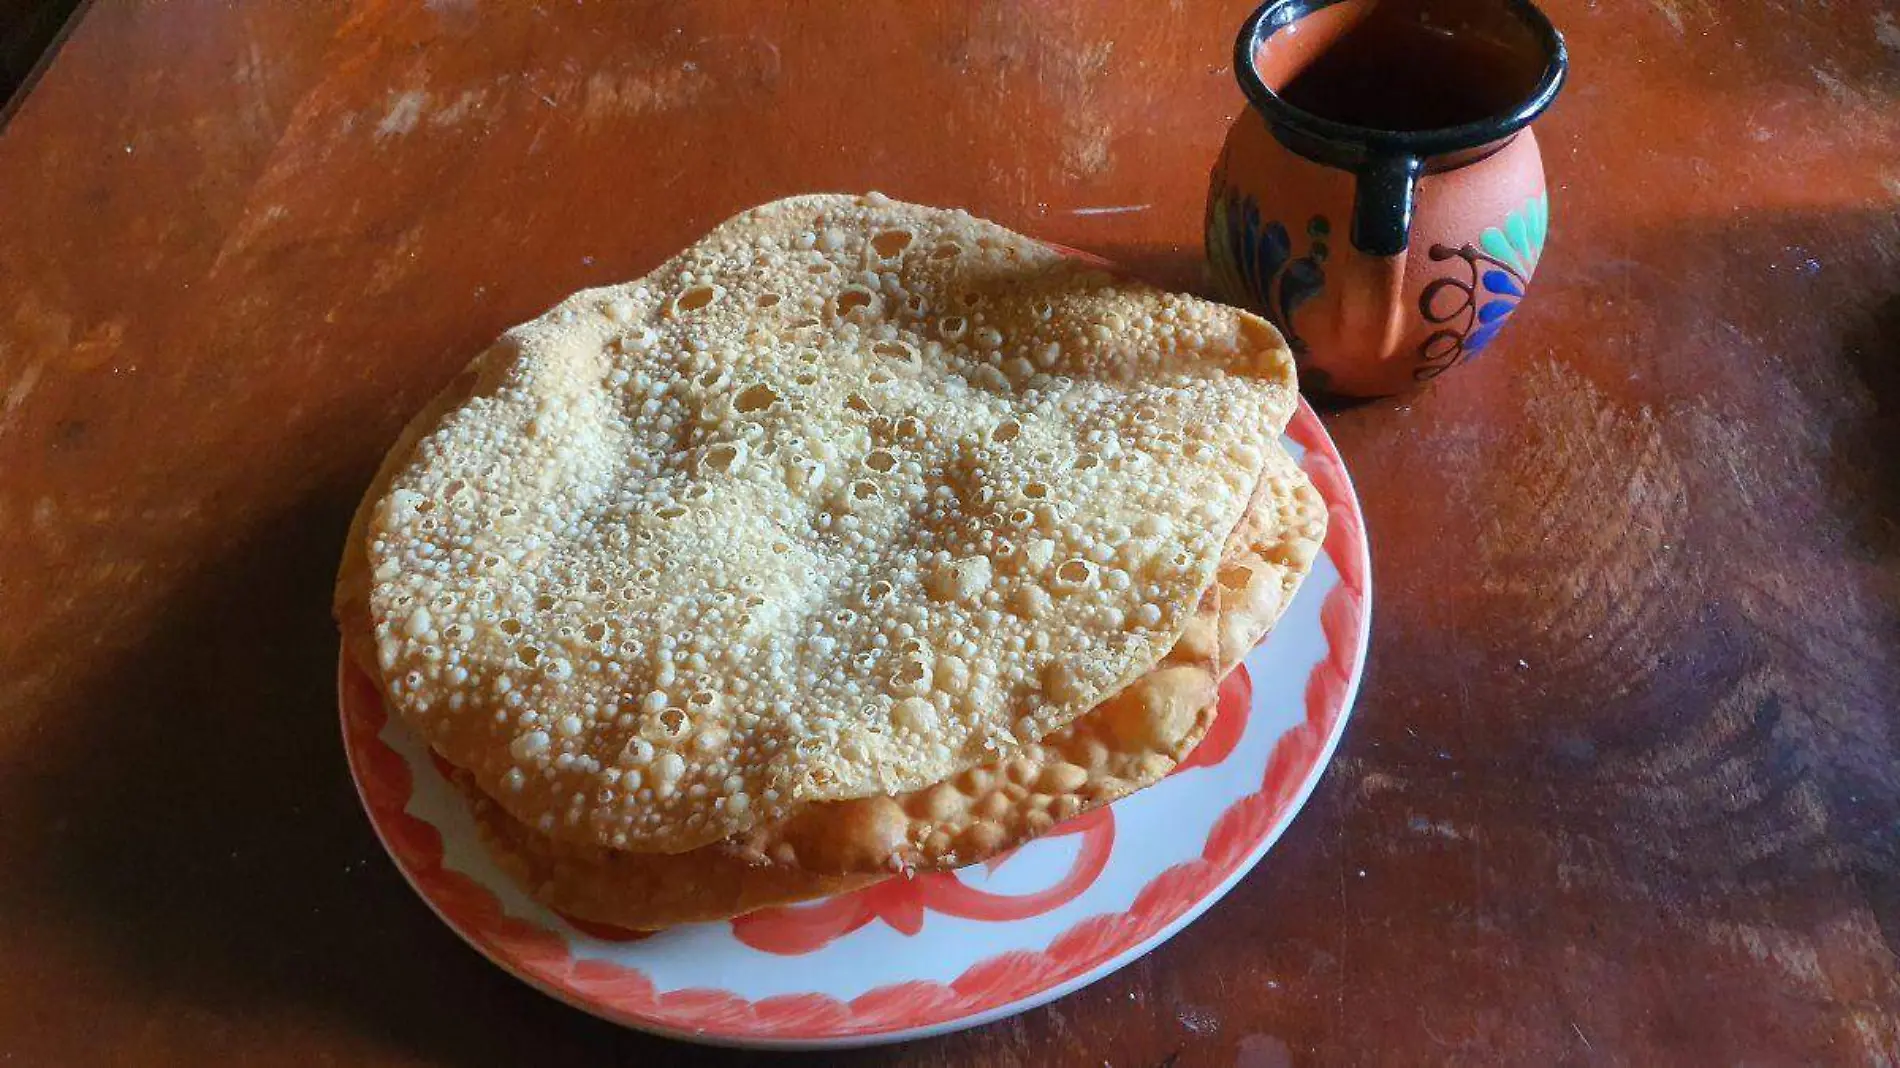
<box><xmin>14</xmin><ymin>478</ymin><xmax>1036</xmax><ymax>1065</ymax></box>
<box><xmin>1331</xmin><ymin>202</ymin><xmax>1900</xmax><ymax>983</ymax></box>
<box><xmin>1835</xmin><ymin>291</ymin><xmax>1900</xmax><ymax>564</ymax></box>
<box><xmin>1828</xmin><ymin>289</ymin><xmax>1900</xmax><ymax>948</ymax></box>
<box><xmin>16</xmin><ymin>477</ymin><xmax>779</xmax><ymax>1064</ymax></box>
<box><xmin>1085</xmin><ymin>242</ymin><xmax>1211</xmax><ymax>297</ymax></box>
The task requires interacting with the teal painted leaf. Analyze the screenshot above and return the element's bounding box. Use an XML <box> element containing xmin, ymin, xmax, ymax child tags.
<box><xmin>1481</xmin><ymin>227</ymin><xmax>1524</xmax><ymax>274</ymax></box>
<box><xmin>1506</xmin><ymin>213</ymin><xmax>1531</xmax><ymax>268</ymax></box>
<box><xmin>1482</xmin><ymin>193</ymin><xmax>1549</xmax><ymax>276</ymax></box>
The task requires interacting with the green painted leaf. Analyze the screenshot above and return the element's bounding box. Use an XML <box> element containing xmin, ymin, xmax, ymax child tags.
<box><xmin>1481</xmin><ymin>227</ymin><xmax>1524</xmax><ymax>274</ymax></box>
<box><xmin>1506</xmin><ymin>212</ymin><xmax>1531</xmax><ymax>267</ymax></box>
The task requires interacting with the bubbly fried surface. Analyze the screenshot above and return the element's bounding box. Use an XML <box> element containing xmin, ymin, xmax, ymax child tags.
<box><xmin>429</xmin><ymin>461</ymin><xmax>1325</xmax><ymax>929</ymax></box>
<box><xmin>346</xmin><ymin>193</ymin><xmax>1298</xmax><ymax>853</ymax></box>
<box><xmin>727</xmin><ymin>449</ymin><xmax>1326</xmax><ymax>876</ymax></box>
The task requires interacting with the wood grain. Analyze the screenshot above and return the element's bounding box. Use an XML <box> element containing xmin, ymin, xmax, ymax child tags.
<box><xmin>0</xmin><ymin>0</ymin><xmax>1895</xmax><ymax>1064</ymax></box>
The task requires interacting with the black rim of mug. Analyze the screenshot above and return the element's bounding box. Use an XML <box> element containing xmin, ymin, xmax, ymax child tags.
<box><xmin>1232</xmin><ymin>0</ymin><xmax>1569</xmax><ymax>158</ymax></box>
<box><xmin>1229</xmin><ymin>0</ymin><xmax>1567</xmax><ymax>256</ymax></box>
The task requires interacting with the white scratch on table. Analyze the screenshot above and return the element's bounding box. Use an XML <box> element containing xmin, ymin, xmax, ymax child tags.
<box><xmin>376</xmin><ymin>89</ymin><xmax>428</xmax><ymax>138</ymax></box>
<box><xmin>2</xmin><ymin>356</ymin><xmax>45</xmax><ymax>428</ymax></box>
<box><xmin>1876</xmin><ymin>10</ymin><xmax>1900</xmax><ymax>53</ymax></box>
<box><xmin>1070</xmin><ymin>204</ymin><xmax>1150</xmax><ymax>216</ymax></box>
<box><xmin>430</xmin><ymin>88</ymin><xmax>489</xmax><ymax>127</ymax></box>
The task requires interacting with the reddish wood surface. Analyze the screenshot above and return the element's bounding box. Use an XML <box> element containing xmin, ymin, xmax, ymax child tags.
<box><xmin>1</xmin><ymin>2</ymin><xmax>1895</xmax><ymax>1064</ymax></box>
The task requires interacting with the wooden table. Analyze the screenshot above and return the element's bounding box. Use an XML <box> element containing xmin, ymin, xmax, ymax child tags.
<box><xmin>2</xmin><ymin>2</ymin><xmax>1895</xmax><ymax>1063</ymax></box>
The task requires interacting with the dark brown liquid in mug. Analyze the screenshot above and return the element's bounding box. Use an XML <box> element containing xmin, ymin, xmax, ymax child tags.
<box><xmin>1277</xmin><ymin>15</ymin><xmax>1539</xmax><ymax>132</ymax></box>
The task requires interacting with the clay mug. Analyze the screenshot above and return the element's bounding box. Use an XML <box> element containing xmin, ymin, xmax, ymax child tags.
<box><xmin>1206</xmin><ymin>0</ymin><xmax>1567</xmax><ymax>399</ymax></box>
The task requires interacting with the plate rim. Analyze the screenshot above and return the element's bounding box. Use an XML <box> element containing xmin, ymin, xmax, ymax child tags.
<box><xmin>338</xmin><ymin>397</ymin><xmax>1370</xmax><ymax>1050</ymax></box>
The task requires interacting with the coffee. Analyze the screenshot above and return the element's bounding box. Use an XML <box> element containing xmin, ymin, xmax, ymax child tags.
<box><xmin>1276</xmin><ymin>12</ymin><xmax>1543</xmax><ymax>133</ymax></box>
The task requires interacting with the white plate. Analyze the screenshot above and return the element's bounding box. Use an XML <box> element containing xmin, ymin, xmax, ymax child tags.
<box><xmin>340</xmin><ymin>397</ymin><xmax>1370</xmax><ymax>1049</ymax></box>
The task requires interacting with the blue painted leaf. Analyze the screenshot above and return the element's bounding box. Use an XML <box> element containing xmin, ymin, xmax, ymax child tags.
<box><xmin>1252</xmin><ymin>220</ymin><xmax>1292</xmax><ymax>323</ymax></box>
<box><xmin>1216</xmin><ymin>198</ymin><xmax>1249</xmax><ymax>302</ymax></box>
<box><xmin>1279</xmin><ymin>258</ymin><xmax>1326</xmax><ymax>322</ymax></box>
<box><xmin>1465</xmin><ymin>321</ymin><xmax>1503</xmax><ymax>354</ymax></box>
<box><xmin>1477</xmin><ymin>299</ymin><xmax>1516</xmax><ymax>323</ymax></box>
<box><xmin>1258</xmin><ymin>221</ymin><xmax>1291</xmax><ymax>276</ymax></box>
<box><xmin>1482</xmin><ymin>270</ymin><xmax>1523</xmax><ymax>297</ymax></box>
<box><xmin>1206</xmin><ymin>200</ymin><xmax>1233</xmax><ymax>295</ymax></box>
<box><xmin>1234</xmin><ymin>198</ymin><xmax>1261</xmax><ymax>298</ymax></box>
<box><xmin>1528</xmin><ymin>194</ymin><xmax>1548</xmax><ymax>255</ymax></box>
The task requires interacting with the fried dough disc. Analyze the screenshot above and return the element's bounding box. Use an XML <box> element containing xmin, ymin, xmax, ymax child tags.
<box><xmin>341</xmin><ymin>536</ymin><xmax>1193</xmax><ymax>930</ymax></box>
<box><xmin>733</xmin><ymin>449</ymin><xmax>1326</xmax><ymax>876</ymax></box>
<box><xmin>428</xmin><ymin>460</ymin><xmax>1324</xmax><ymax>929</ymax></box>
<box><xmin>452</xmin><ymin>769</ymin><xmax>881</xmax><ymax>931</ymax></box>
<box><xmin>350</xmin><ymin>193</ymin><xmax>1297</xmax><ymax>853</ymax></box>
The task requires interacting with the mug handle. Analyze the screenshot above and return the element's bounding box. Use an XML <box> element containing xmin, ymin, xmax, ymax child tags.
<box><xmin>1346</xmin><ymin>152</ymin><xmax>1423</xmax><ymax>364</ymax></box>
<box><xmin>1350</xmin><ymin>152</ymin><xmax>1422</xmax><ymax>257</ymax></box>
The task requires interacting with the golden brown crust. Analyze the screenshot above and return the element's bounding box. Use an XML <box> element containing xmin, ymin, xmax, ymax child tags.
<box><xmin>349</xmin><ymin>192</ymin><xmax>1300</xmax><ymax>855</ymax></box>
<box><xmin>729</xmin><ymin>452</ymin><xmax>1327</xmax><ymax>877</ymax></box>
<box><xmin>454</xmin><ymin>769</ymin><xmax>882</xmax><ymax>930</ymax></box>
<box><xmin>342</xmin><ymin>456</ymin><xmax>1323</xmax><ymax>929</ymax></box>
<box><xmin>420</xmin><ymin>473</ymin><xmax>1323</xmax><ymax>932</ymax></box>
<box><xmin>334</xmin><ymin>194</ymin><xmax>1327</xmax><ymax>929</ymax></box>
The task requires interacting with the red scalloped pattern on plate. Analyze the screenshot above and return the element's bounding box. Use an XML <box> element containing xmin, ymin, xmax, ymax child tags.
<box><xmin>730</xmin><ymin>805</ymin><xmax>1117</xmax><ymax>954</ymax></box>
<box><xmin>341</xmin><ymin>395</ymin><xmax>1367</xmax><ymax>1044</ymax></box>
<box><xmin>1175</xmin><ymin>658</ymin><xmax>1254</xmax><ymax>775</ymax></box>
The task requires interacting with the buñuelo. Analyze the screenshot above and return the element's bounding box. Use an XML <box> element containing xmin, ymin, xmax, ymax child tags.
<box><xmin>335</xmin><ymin>193</ymin><xmax>1324</xmax><ymax>930</ymax></box>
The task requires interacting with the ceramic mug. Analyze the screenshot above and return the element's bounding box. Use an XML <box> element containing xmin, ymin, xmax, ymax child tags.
<box><xmin>1206</xmin><ymin>0</ymin><xmax>1567</xmax><ymax>399</ymax></box>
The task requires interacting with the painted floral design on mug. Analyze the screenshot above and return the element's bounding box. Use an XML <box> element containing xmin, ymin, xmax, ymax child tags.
<box><xmin>1421</xmin><ymin>192</ymin><xmax>1550</xmax><ymax>380</ymax></box>
<box><xmin>1416</xmin><ymin>192</ymin><xmax>1549</xmax><ymax>380</ymax></box>
<box><xmin>1206</xmin><ymin>191</ymin><xmax>1330</xmax><ymax>355</ymax></box>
